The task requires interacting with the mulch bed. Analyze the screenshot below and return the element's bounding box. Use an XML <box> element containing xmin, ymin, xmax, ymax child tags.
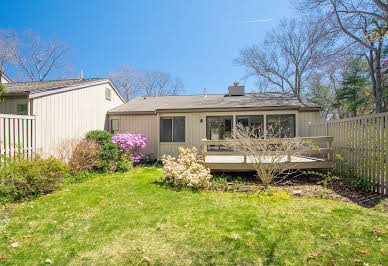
<box><xmin>215</xmin><ymin>171</ymin><xmax>387</xmax><ymax>209</ymax></box>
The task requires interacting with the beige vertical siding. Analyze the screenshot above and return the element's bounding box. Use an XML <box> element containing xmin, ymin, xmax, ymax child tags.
<box><xmin>298</xmin><ymin>111</ymin><xmax>321</xmax><ymax>137</ymax></box>
<box><xmin>159</xmin><ymin>112</ymin><xmax>205</xmax><ymax>158</ymax></box>
<box><xmin>159</xmin><ymin>110</ymin><xmax>304</xmax><ymax>158</ymax></box>
<box><xmin>0</xmin><ymin>97</ymin><xmax>29</xmax><ymax>115</ymax></box>
<box><xmin>109</xmin><ymin>114</ymin><xmax>158</xmax><ymax>157</ymax></box>
<box><xmin>116</xmin><ymin>109</ymin><xmax>323</xmax><ymax>159</ymax></box>
<box><xmin>33</xmin><ymin>83</ymin><xmax>124</xmax><ymax>156</ymax></box>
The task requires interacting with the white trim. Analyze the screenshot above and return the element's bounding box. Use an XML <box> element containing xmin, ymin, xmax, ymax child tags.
<box><xmin>0</xmin><ymin>113</ymin><xmax>36</xmax><ymax>119</ymax></box>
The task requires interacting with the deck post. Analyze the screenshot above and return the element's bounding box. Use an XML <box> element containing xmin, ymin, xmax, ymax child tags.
<box><xmin>201</xmin><ymin>138</ymin><xmax>207</xmax><ymax>160</ymax></box>
<box><xmin>328</xmin><ymin>138</ymin><xmax>333</xmax><ymax>161</ymax></box>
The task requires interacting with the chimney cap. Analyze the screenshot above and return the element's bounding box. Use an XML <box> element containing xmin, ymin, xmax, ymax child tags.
<box><xmin>233</xmin><ymin>81</ymin><xmax>239</xmax><ymax>86</ymax></box>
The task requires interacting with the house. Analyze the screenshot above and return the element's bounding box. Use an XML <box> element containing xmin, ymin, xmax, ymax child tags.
<box><xmin>1</xmin><ymin>77</ymin><xmax>125</xmax><ymax>155</ymax></box>
<box><xmin>0</xmin><ymin>71</ymin><xmax>13</xmax><ymax>83</ymax></box>
<box><xmin>107</xmin><ymin>82</ymin><xmax>322</xmax><ymax>160</ymax></box>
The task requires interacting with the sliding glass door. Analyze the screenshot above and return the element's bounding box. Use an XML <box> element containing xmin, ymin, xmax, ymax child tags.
<box><xmin>206</xmin><ymin>116</ymin><xmax>232</xmax><ymax>151</ymax></box>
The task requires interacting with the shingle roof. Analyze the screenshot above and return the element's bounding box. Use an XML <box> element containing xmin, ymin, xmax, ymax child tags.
<box><xmin>3</xmin><ymin>78</ymin><xmax>104</xmax><ymax>95</ymax></box>
<box><xmin>108</xmin><ymin>92</ymin><xmax>320</xmax><ymax>114</ymax></box>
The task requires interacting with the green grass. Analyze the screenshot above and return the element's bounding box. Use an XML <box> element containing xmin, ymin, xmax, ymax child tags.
<box><xmin>1</xmin><ymin>167</ymin><xmax>387</xmax><ymax>265</ymax></box>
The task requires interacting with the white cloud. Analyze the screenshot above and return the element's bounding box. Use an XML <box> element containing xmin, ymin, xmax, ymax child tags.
<box><xmin>240</xmin><ymin>19</ymin><xmax>273</xmax><ymax>23</ymax></box>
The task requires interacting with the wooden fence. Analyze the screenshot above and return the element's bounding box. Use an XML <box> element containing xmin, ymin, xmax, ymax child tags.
<box><xmin>0</xmin><ymin>114</ymin><xmax>36</xmax><ymax>159</ymax></box>
<box><xmin>308</xmin><ymin>112</ymin><xmax>388</xmax><ymax>195</ymax></box>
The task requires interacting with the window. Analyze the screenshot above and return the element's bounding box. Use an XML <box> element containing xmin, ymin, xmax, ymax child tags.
<box><xmin>111</xmin><ymin>119</ymin><xmax>119</xmax><ymax>135</ymax></box>
<box><xmin>17</xmin><ymin>104</ymin><xmax>28</xmax><ymax>115</ymax></box>
<box><xmin>160</xmin><ymin>117</ymin><xmax>185</xmax><ymax>142</ymax></box>
<box><xmin>236</xmin><ymin>115</ymin><xmax>264</xmax><ymax>136</ymax></box>
<box><xmin>206</xmin><ymin>116</ymin><xmax>233</xmax><ymax>140</ymax></box>
<box><xmin>206</xmin><ymin>116</ymin><xmax>233</xmax><ymax>151</ymax></box>
<box><xmin>105</xmin><ymin>88</ymin><xmax>112</xmax><ymax>101</ymax></box>
<box><xmin>266</xmin><ymin>114</ymin><xmax>296</xmax><ymax>138</ymax></box>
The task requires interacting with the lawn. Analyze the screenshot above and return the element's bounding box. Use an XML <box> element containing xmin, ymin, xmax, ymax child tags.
<box><xmin>1</xmin><ymin>167</ymin><xmax>387</xmax><ymax>265</ymax></box>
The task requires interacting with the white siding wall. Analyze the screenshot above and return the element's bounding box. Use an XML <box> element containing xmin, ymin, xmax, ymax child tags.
<box><xmin>0</xmin><ymin>97</ymin><xmax>29</xmax><ymax>115</ymax></box>
<box><xmin>33</xmin><ymin>83</ymin><xmax>123</xmax><ymax>156</ymax></box>
<box><xmin>0</xmin><ymin>75</ymin><xmax>11</xmax><ymax>83</ymax></box>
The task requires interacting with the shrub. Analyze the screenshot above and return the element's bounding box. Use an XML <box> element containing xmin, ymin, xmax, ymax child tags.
<box><xmin>0</xmin><ymin>155</ymin><xmax>69</xmax><ymax>203</ymax></box>
<box><xmin>68</xmin><ymin>139</ymin><xmax>101</xmax><ymax>174</ymax></box>
<box><xmin>55</xmin><ymin>138</ymin><xmax>81</xmax><ymax>163</ymax></box>
<box><xmin>112</xmin><ymin>133</ymin><xmax>147</xmax><ymax>162</ymax></box>
<box><xmin>161</xmin><ymin>147</ymin><xmax>212</xmax><ymax>190</ymax></box>
<box><xmin>85</xmin><ymin>130</ymin><xmax>119</xmax><ymax>171</ymax></box>
<box><xmin>115</xmin><ymin>154</ymin><xmax>133</xmax><ymax>172</ymax></box>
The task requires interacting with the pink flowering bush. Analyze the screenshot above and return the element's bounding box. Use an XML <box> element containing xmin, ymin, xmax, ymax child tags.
<box><xmin>112</xmin><ymin>134</ymin><xmax>148</xmax><ymax>162</ymax></box>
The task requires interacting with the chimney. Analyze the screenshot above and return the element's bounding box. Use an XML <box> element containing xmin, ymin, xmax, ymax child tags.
<box><xmin>227</xmin><ymin>82</ymin><xmax>245</xmax><ymax>96</ymax></box>
<box><xmin>203</xmin><ymin>88</ymin><xmax>207</xmax><ymax>97</ymax></box>
<box><xmin>80</xmin><ymin>70</ymin><xmax>83</xmax><ymax>80</ymax></box>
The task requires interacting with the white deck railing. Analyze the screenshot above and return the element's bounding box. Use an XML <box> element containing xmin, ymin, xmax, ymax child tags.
<box><xmin>200</xmin><ymin>136</ymin><xmax>334</xmax><ymax>170</ymax></box>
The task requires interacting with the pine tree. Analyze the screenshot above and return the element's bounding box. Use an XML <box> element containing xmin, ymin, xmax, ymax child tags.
<box><xmin>335</xmin><ymin>60</ymin><xmax>371</xmax><ymax>117</ymax></box>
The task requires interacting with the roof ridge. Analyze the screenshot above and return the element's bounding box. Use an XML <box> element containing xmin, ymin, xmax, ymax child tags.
<box><xmin>138</xmin><ymin>92</ymin><xmax>293</xmax><ymax>98</ymax></box>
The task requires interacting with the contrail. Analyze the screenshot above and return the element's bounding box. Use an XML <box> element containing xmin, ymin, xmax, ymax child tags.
<box><xmin>240</xmin><ymin>19</ymin><xmax>273</xmax><ymax>23</ymax></box>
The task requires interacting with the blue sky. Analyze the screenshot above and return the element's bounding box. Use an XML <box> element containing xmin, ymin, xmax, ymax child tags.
<box><xmin>2</xmin><ymin>0</ymin><xmax>296</xmax><ymax>94</ymax></box>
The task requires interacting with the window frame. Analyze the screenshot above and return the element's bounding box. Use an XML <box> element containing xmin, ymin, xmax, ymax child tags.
<box><xmin>236</xmin><ymin>115</ymin><xmax>264</xmax><ymax>128</ymax></box>
<box><xmin>105</xmin><ymin>87</ymin><xmax>112</xmax><ymax>101</ymax></box>
<box><xmin>159</xmin><ymin>116</ymin><xmax>186</xmax><ymax>143</ymax></box>
<box><xmin>266</xmin><ymin>114</ymin><xmax>296</xmax><ymax>138</ymax></box>
<box><xmin>17</xmin><ymin>104</ymin><xmax>28</xmax><ymax>115</ymax></box>
<box><xmin>206</xmin><ymin>116</ymin><xmax>233</xmax><ymax>151</ymax></box>
<box><xmin>206</xmin><ymin>116</ymin><xmax>233</xmax><ymax>140</ymax></box>
<box><xmin>111</xmin><ymin>119</ymin><xmax>119</xmax><ymax>135</ymax></box>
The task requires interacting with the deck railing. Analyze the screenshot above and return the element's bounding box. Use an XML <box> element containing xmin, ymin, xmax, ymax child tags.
<box><xmin>308</xmin><ymin>112</ymin><xmax>388</xmax><ymax>195</ymax></box>
<box><xmin>0</xmin><ymin>114</ymin><xmax>36</xmax><ymax>159</ymax></box>
<box><xmin>200</xmin><ymin>136</ymin><xmax>334</xmax><ymax>166</ymax></box>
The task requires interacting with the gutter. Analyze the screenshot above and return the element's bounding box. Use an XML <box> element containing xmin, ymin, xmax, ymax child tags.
<box><xmin>109</xmin><ymin>106</ymin><xmax>320</xmax><ymax>115</ymax></box>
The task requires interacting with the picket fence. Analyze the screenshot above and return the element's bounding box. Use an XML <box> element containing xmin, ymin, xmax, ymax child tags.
<box><xmin>308</xmin><ymin>112</ymin><xmax>388</xmax><ymax>195</ymax></box>
<box><xmin>0</xmin><ymin>114</ymin><xmax>36</xmax><ymax>159</ymax></box>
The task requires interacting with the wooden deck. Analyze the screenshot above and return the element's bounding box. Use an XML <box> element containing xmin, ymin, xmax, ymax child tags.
<box><xmin>201</xmin><ymin>136</ymin><xmax>334</xmax><ymax>172</ymax></box>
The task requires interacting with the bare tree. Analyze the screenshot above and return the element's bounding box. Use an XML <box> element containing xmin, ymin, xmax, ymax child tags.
<box><xmin>137</xmin><ymin>70</ymin><xmax>184</xmax><ymax>96</ymax></box>
<box><xmin>109</xmin><ymin>65</ymin><xmax>140</xmax><ymax>101</ymax></box>
<box><xmin>9</xmin><ymin>31</ymin><xmax>70</xmax><ymax>81</ymax></box>
<box><xmin>235</xmin><ymin>18</ymin><xmax>332</xmax><ymax>96</ymax></box>
<box><xmin>224</xmin><ymin>123</ymin><xmax>305</xmax><ymax>188</ymax></box>
<box><xmin>110</xmin><ymin>65</ymin><xmax>184</xmax><ymax>100</ymax></box>
<box><xmin>0</xmin><ymin>30</ymin><xmax>15</xmax><ymax>82</ymax></box>
<box><xmin>293</xmin><ymin>0</ymin><xmax>387</xmax><ymax>112</ymax></box>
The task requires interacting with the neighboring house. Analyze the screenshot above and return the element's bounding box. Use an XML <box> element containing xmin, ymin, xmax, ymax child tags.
<box><xmin>0</xmin><ymin>71</ymin><xmax>13</xmax><ymax>83</ymax></box>
<box><xmin>107</xmin><ymin>82</ymin><xmax>322</xmax><ymax>159</ymax></box>
<box><xmin>1</xmin><ymin>77</ymin><xmax>125</xmax><ymax>155</ymax></box>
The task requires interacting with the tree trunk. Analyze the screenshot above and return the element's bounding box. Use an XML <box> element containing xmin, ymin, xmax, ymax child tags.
<box><xmin>367</xmin><ymin>50</ymin><xmax>379</xmax><ymax>113</ymax></box>
<box><xmin>375</xmin><ymin>45</ymin><xmax>383</xmax><ymax>113</ymax></box>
